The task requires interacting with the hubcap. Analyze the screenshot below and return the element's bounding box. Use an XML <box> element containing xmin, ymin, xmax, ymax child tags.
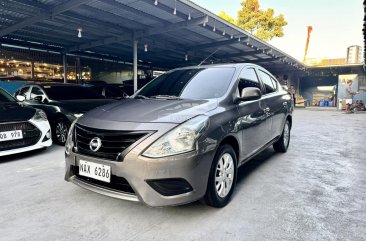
<box><xmin>283</xmin><ymin>122</ymin><xmax>290</xmax><ymax>147</ymax></box>
<box><xmin>215</xmin><ymin>153</ymin><xmax>235</xmax><ymax>198</ymax></box>
<box><xmin>55</xmin><ymin>122</ymin><xmax>68</xmax><ymax>144</ymax></box>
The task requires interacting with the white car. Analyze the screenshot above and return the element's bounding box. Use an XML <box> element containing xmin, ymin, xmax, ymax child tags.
<box><xmin>0</xmin><ymin>87</ymin><xmax>52</xmax><ymax>156</ymax></box>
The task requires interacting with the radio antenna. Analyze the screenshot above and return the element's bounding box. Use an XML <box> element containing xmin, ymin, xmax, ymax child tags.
<box><xmin>198</xmin><ymin>48</ymin><xmax>220</xmax><ymax>66</ymax></box>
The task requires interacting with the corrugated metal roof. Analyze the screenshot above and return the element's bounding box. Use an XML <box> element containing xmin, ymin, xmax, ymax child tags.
<box><xmin>0</xmin><ymin>0</ymin><xmax>305</xmax><ymax>72</ymax></box>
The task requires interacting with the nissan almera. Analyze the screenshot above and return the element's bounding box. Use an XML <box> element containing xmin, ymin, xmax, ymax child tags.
<box><xmin>65</xmin><ymin>63</ymin><xmax>292</xmax><ymax>207</ymax></box>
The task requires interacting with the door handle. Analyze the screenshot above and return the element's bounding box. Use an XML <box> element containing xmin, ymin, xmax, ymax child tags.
<box><xmin>264</xmin><ymin>107</ymin><xmax>270</xmax><ymax>112</ymax></box>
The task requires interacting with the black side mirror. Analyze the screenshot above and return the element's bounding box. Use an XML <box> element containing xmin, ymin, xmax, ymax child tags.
<box><xmin>238</xmin><ymin>87</ymin><xmax>262</xmax><ymax>102</ymax></box>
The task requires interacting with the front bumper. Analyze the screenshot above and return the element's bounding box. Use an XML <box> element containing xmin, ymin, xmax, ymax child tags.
<box><xmin>0</xmin><ymin>119</ymin><xmax>52</xmax><ymax>157</ymax></box>
<box><xmin>65</xmin><ymin>129</ymin><xmax>216</xmax><ymax>207</ymax></box>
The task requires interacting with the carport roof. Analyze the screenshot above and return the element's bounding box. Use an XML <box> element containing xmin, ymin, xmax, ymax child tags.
<box><xmin>0</xmin><ymin>0</ymin><xmax>305</xmax><ymax>72</ymax></box>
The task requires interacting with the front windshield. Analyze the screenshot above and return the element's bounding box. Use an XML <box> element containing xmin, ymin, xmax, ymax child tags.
<box><xmin>0</xmin><ymin>88</ymin><xmax>16</xmax><ymax>103</ymax></box>
<box><xmin>43</xmin><ymin>85</ymin><xmax>104</xmax><ymax>100</ymax></box>
<box><xmin>136</xmin><ymin>67</ymin><xmax>235</xmax><ymax>99</ymax></box>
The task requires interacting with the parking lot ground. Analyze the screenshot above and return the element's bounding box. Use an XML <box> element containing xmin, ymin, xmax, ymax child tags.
<box><xmin>1</xmin><ymin>109</ymin><xmax>365</xmax><ymax>241</ymax></box>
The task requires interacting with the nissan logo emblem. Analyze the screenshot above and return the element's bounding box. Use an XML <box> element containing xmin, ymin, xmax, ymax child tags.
<box><xmin>89</xmin><ymin>137</ymin><xmax>102</xmax><ymax>152</ymax></box>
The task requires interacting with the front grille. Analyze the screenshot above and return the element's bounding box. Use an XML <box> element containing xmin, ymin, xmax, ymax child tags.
<box><xmin>0</xmin><ymin>122</ymin><xmax>41</xmax><ymax>151</ymax></box>
<box><xmin>72</xmin><ymin>165</ymin><xmax>135</xmax><ymax>194</ymax></box>
<box><xmin>74</xmin><ymin>124</ymin><xmax>148</xmax><ymax>161</ymax></box>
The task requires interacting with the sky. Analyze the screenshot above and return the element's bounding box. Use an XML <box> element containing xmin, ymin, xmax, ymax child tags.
<box><xmin>191</xmin><ymin>0</ymin><xmax>363</xmax><ymax>61</ymax></box>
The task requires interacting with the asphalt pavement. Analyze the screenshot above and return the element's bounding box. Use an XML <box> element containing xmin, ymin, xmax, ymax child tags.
<box><xmin>0</xmin><ymin>109</ymin><xmax>365</xmax><ymax>241</ymax></box>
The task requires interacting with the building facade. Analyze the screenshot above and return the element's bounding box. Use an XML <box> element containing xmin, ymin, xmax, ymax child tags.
<box><xmin>347</xmin><ymin>45</ymin><xmax>363</xmax><ymax>64</ymax></box>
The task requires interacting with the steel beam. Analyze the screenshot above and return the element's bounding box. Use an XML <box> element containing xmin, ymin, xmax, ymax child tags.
<box><xmin>0</xmin><ymin>0</ymin><xmax>92</xmax><ymax>37</ymax></box>
<box><xmin>67</xmin><ymin>16</ymin><xmax>207</xmax><ymax>52</ymax></box>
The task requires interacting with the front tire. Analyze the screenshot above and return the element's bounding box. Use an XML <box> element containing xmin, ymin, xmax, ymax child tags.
<box><xmin>273</xmin><ymin>119</ymin><xmax>291</xmax><ymax>153</ymax></box>
<box><xmin>204</xmin><ymin>144</ymin><xmax>237</xmax><ymax>208</ymax></box>
<box><xmin>53</xmin><ymin>118</ymin><xmax>69</xmax><ymax>145</ymax></box>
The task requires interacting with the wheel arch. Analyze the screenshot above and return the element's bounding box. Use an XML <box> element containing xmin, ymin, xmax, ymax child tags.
<box><xmin>218</xmin><ymin>135</ymin><xmax>240</xmax><ymax>162</ymax></box>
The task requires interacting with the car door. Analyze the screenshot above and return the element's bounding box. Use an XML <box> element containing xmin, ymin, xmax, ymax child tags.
<box><xmin>236</xmin><ymin>67</ymin><xmax>269</xmax><ymax>160</ymax></box>
<box><xmin>257</xmin><ymin>69</ymin><xmax>285</xmax><ymax>140</ymax></box>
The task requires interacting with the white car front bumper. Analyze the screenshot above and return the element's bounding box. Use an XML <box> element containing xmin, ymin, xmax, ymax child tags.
<box><xmin>0</xmin><ymin>119</ymin><xmax>52</xmax><ymax>157</ymax></box>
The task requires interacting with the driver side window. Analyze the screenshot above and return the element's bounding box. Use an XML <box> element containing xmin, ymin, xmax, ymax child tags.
<box><xmin>237</xmin><ymin>68</ymin><xmax>261</xmax><ymax>97</ymax></box>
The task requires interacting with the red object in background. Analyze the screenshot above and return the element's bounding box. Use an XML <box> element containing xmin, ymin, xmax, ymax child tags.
<box><xmin>303</xmin><ymin>26</ymin><xmax>313</xmax><ymax>63</ymax></box>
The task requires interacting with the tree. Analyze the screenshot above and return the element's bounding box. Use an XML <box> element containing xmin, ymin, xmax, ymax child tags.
<box><xmin>223</xmin><ymin>0</ymin><xmax>288</xmax><ymax>42</ymax></box>
<box><xmin>218</xmin><ymin>11</ymin><xmax>235</xmax><ymax>25</ymax></box>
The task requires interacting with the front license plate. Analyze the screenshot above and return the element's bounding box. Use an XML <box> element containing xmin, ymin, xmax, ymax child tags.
<box><xmin>79</xmin><ymin>160</ymin><xmax>111</xmax><ymax>183</ymax></box>
<box><xmin>0</xmin><ymin>130</ymin><xmax>23</xmax><ymax>142</ymax></box>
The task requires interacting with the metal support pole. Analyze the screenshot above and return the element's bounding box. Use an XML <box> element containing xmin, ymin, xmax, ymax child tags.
<box><xmin>31</xmin><ymin>60</ymin><xmax>35</xmax><ymax>80</ymax></box>
<box><xmin>133</xmin><ymin>40</ymin><xmax>138</xmax><ymax>93</ymax></box>
<box><xmin>63</xmin><ymin>54</ymin><xmax>67</xmax><ymax>83</ymax></box>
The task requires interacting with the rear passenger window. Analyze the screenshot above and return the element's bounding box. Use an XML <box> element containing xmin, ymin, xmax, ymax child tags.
<box><xmin>237</xmin><ymin>68</ymin><xmax>261</xmax><ymax>96</ymax></box>
<box><xmin>270</xmin><ymin>77</ymin><xmax>278</xmax><ymax>91</ymax></box>
<box><xmin>258</xmin><ymin>70</ymin><xmax>276</xmax><ymax>94</ymax></box>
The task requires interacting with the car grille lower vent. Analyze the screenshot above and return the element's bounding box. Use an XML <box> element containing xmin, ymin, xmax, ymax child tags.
<box><xmin>0</xmin><ymin>122</ymin><xmax>41</xmax><ymax>151</ymax></box>
<box><xmin>74</xmin><ymin>124</ymin><xmax>148</xmax><ymax>161</ymax></box>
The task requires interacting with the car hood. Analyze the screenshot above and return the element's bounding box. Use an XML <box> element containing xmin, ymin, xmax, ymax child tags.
<box><xmin>54</xmin><ymin>99</ymin><xmax>116</xmax><ymax>113</ymax></box>
<box><xmin>0</xmin><ymin>102</ymin><xmax>36</xmax><ymax>122</ymax></box>
<box><xmin>83</xmin><ymin>98</ymin><xmax>218</xmax><ymax>124</ymax></box>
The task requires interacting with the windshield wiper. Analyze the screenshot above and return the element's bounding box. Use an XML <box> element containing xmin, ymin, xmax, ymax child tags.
<box><xmin>150</xmin><ymin>95</ymin><xmax>182</xmax><ymax>100</ymax></box>
<box><xmin>134</xmin><ymin>95</ymin><xmax>150</xmax><ymax>99</ymax></box>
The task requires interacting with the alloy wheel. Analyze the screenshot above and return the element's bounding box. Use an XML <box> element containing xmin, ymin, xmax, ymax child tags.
<box><xmin>55</xmin><ymin>121</ymin><xmax>68</xmax><ymax>144</ymax></box>
<box><xmin>215</xmin><ymin>153</ymin><xmax>235</xmax><ymax>198</ymax></box>
<box><xmin>283</xmin><ymin>122</ymin><xmax>290</xmax><ymax>148</ymax></box>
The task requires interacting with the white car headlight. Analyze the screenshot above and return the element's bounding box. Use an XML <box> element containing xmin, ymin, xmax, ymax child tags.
<box><xmin>31</xmin><ymin>109</ymin><xmax>47</xmax><ymax>121</ymax></box>
<box><xmin>143</xmin><ymin>115</ymin><xmax>209</xmax><ymax>158</ymax></box>
<box><xmin>65</xmin><ymin>120</ymin><xmax>77</xmax><ymax>155</ymax></box>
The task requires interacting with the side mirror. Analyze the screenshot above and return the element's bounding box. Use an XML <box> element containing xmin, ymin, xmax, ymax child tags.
<box><xmin>238</xmin><ymin>87</ymin><xmax>262</xmax><ymax>102</ymax></box>
<box><xmin>16</xmin><ymin>95</ymin><xmax>25</xmax><ymax>102</ymax></box>
<box><xmin>282</xmin><ymin>85</ymin><xmax>289</xmax><ymax>91</ymax></box>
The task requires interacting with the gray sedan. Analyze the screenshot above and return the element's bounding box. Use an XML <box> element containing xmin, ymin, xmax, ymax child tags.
<box><xmin>64</xmin><ymin>63</ymin><xmax>293</xmax><ymax>207</ymax></box>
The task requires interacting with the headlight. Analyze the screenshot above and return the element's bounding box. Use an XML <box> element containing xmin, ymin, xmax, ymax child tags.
<box><xmin>65</xmin><ymin>120</ymin><xmax>77</xmax><ymax>155</ymax></box>
<box><xmin>143</xmin><ymin>115</ymin><xmax>209</xmax><ymax>158</ymax></box>
<box><xmin>73</xmin><ymin>113</ymin><xmax>84</xmax><ymax>118</ymax></box>
<box><xmin>31</xmin><ymin>109</ymin><xmax>47</xmax><ymax>121</ymax></box>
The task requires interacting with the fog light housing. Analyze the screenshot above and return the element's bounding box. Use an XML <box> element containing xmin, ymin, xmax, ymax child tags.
<box><xmin>146</xmin><ymin>178</ymin><xmax>193</xmax><ymax>196</ymax></box>
<box><xmin>42</xmin><ymin>130</ymin><xmax>51</xmax><ymax>142</ymax></box>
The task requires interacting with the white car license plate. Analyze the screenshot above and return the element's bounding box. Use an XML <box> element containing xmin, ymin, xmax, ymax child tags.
<box><xmin>79</xmin><ymin>160</ymin><xmax>111</xmax><ymax>183</ymax></box>
<box><xmin>0</xmin><ymin>130</ymin><xmax>23</xmax><ymax>142</ymax></box>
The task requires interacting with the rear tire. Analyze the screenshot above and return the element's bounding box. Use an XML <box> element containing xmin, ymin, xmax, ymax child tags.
<box><xmin>53</xmin><ymin>118</ymin><xmax>69</xmax><ymax>145</ymax></box>
<box><xmin>273</xmin><ymin>120</ymin><xmax>290</xmax><ymax>153</ymax></box>
<box><xmin>204</xmin><ymin>144</ymin><xmax>237</xmax><ymax>208</ymax></box>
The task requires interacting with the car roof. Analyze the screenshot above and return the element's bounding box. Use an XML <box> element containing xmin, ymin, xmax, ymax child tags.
<box><xmin>23</xmin><ymin>82</ymin><xmax>81</xmax><ymax>87</ymax></box>
<box><xmin>170</xmin><ymin>63</ymin><xmax>259</xmax><ymax>71</ymax></box>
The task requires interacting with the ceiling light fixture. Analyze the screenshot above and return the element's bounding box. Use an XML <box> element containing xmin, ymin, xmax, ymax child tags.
<box><xmin>185</xmin><ymin>54</ymin><xmax>188</xmax><ymax>61</ymax></box>
<box><xmin>144</xmin><ymin>44</ymin><xmax>148</xmax><ymax>52</ymax></box>
<box><xmin>154</xmin><ymin>0</ymin><xmax>158</xmax><ymax>6</ymax></box>
<box><xmin>77</xmin><ymin>28</ymin><xmax>82</xmax><ymax>38</ymax></box>
<box><xmin>173</xmin><ymin>0</ymin><xmax>177</xmax><ymax>15</ymax></box>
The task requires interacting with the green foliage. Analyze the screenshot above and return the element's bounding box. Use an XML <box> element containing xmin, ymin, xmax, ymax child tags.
<box><xmin>220</xmin><ymin>0</ymin><xmax>288</xmax><ymax>42</ymax></box>
<box><xmin>218</xmin><ymin>11</ymin><xmax>235</xmax><ymax>25</ymax></box>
